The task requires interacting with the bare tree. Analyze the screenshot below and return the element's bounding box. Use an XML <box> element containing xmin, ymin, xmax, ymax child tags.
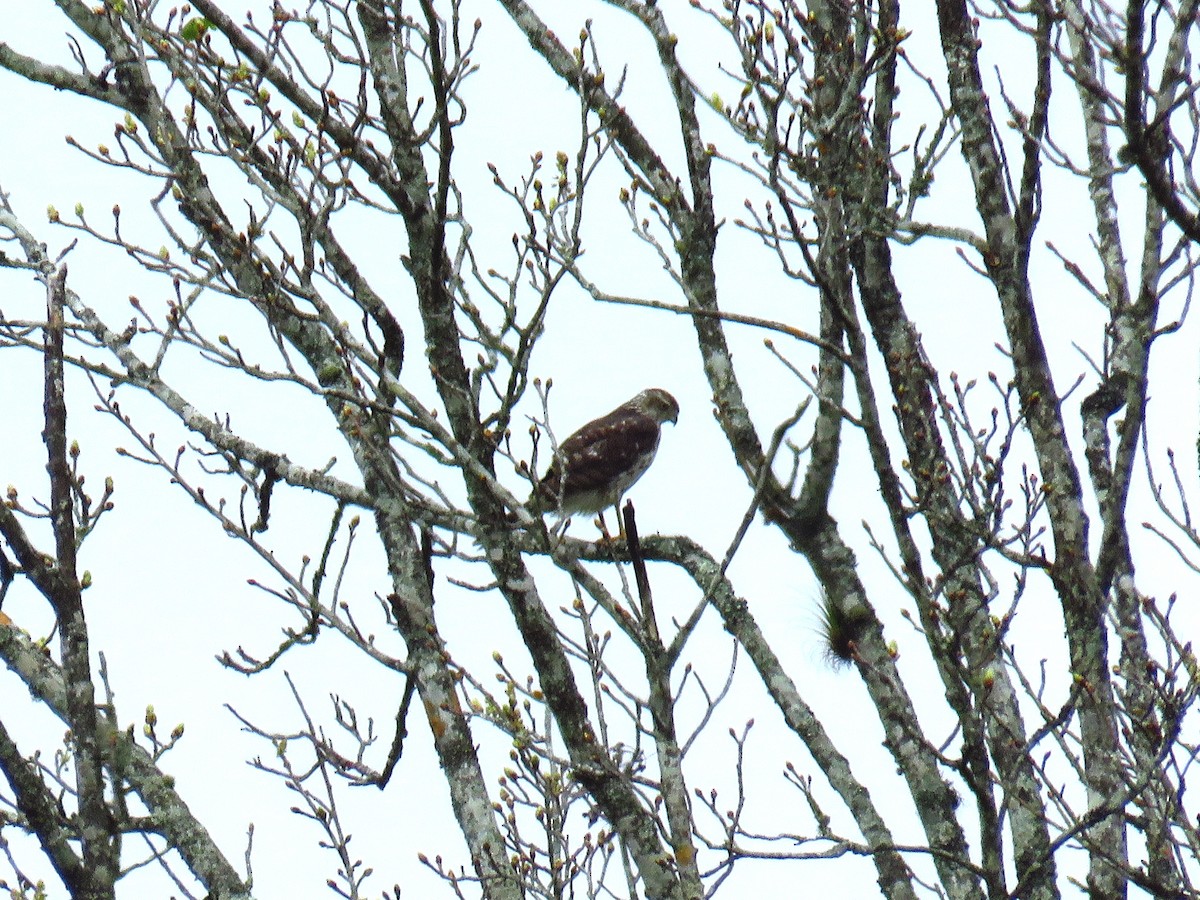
<box><xmin>1</xmin><ymin>1</ymin><xmax>1198</xmax><ymax>898</ymax></box>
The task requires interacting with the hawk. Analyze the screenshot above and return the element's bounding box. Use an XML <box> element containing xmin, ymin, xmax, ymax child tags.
<box><xmin>532</xmin><ymin>388</ymin><xmax>679</xmax><ymax>525</ymax></box>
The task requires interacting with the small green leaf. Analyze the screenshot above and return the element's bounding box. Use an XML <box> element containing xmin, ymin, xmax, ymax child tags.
<box><xmin>180</xmin><ymin>17</ymin><xmax>212</xmax><ymax>42</ymax></box>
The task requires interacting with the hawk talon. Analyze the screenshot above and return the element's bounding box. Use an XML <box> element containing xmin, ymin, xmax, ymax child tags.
<box><xmin>594</xmin><ymin>509</ymin><xmax>628</xmax><ymax>543</ymax></box>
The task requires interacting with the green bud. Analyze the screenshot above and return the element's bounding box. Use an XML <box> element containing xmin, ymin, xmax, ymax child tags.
<box><xmin>316</xmin><ymin>362</ymin><xmax>341</xmax><ymax>386</ymax></box>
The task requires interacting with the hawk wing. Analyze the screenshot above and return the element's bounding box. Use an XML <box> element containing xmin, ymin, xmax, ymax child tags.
<box><xmin>536</xmin><ymin>403</ymin><xmax>662</xmax><ymax>513</ymax></box>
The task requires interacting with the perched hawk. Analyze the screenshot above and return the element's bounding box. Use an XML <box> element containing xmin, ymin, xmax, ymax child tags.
<box><xmin>532</xmin><ymin>388</ymin><xmax>679</xmax><ymax>522</ymax></box>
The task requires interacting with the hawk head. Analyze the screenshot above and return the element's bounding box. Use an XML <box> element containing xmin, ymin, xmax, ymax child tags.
<box><xmin>532</xmin><ymin>388</ymin><xmax>679</xmax><ymax>517</ymax></box>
